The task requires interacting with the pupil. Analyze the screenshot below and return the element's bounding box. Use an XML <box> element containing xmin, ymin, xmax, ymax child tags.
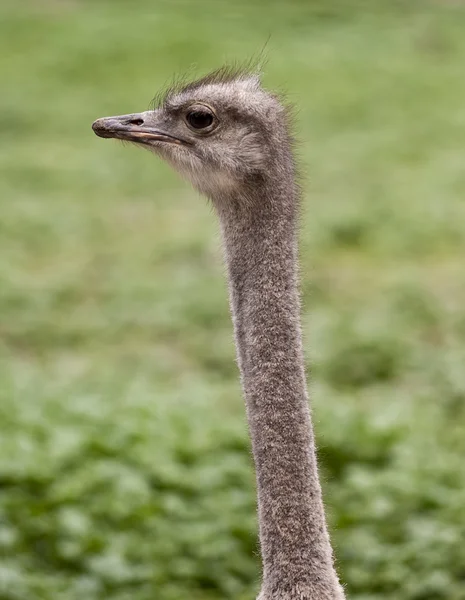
<box><xmin>188</xmin><ymin>110</ymin><xmax>213</xmax><ymax>129</ymax></box>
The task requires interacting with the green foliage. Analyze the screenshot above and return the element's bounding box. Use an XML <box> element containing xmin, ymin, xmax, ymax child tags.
<box><xmin>1</xmin><ymin>1</ymin><xmax>465</xmax><ymax>599</ymax></box>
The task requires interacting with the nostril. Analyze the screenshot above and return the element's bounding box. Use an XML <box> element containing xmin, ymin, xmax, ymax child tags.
<box><xmin>128</xmin><ymin>118</ymin><xmax>144</xmax><ymax>126</ymax></box>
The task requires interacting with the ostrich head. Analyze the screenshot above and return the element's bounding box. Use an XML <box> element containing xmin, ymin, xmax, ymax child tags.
<box><xmin>92</xmin><ymin>68</ymin><xmax>292</xmax><ymax>200</ymax></box>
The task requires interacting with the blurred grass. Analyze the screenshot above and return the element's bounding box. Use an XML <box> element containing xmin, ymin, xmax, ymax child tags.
<box><xmin>1</xmin><ymin>1</ymin><xmax>465</xmax><ymax>599</ymax></box>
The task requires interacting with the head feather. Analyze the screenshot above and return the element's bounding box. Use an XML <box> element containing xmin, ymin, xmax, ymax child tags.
<box><xmin>149</xmin><ymin>57</ymin><xmax>265</xmax><ymax>111</ymax></box>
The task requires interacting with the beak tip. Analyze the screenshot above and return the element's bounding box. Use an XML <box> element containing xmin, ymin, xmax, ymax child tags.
<box><xmin>92</xmin><ymin>118</ymin><xmax>111</xmax><ymax>138</ymax></box>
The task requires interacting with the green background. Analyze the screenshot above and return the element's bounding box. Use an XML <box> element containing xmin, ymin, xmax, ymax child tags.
<box><xmin>1</xmin><ymin>1</ymin><xmax>465</xmax><ymax>598</ymax></box>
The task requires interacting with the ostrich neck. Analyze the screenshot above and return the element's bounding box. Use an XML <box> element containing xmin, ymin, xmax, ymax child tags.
<box><xmin>216</xmin><ymin>178</ymin><xmax>343</xmax><ymax>599</ymax></box>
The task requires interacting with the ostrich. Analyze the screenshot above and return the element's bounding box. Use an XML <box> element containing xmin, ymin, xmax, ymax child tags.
<box><xmin>92</xmin><ymin>67</ymin><xmax>345</xmax><ymax>600</ymax></box>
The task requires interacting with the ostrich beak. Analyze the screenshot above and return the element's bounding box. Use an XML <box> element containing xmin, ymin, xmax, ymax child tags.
<box><xmin>92</xmin><ymin>113</ymin><xmax>188</xmax><ymax>146</ymax></box>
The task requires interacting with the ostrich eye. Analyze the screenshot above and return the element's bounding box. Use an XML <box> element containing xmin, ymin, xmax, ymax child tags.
<box><xmin>186</xmin><ymin>108</ymin><xmax>215</xmax><ymax>130</ymax></box>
